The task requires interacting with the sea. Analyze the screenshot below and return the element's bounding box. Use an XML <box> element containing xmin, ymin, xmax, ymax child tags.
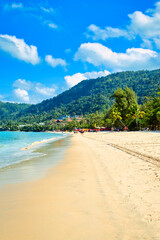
<box><xmin>0</xmin><ymin>131</ymin><xmax>69</xmax><ymax>186</ymax></box>
<box><xmin>0</xmin><ymin>131</ymin><xmax>67</xmax><ymax>169</ymax></box>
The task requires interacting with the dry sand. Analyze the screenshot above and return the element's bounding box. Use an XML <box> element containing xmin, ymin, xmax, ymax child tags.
<box><xmin>0</xmin><ymin>132</ymin><xmax>160</xmax><ymax>240</ymax></box>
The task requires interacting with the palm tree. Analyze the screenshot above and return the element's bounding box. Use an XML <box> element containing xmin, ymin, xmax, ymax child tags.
<box><xmin>126</xmin><ymin>104</ymin><xmax>145</xmax><ymax>129</ymax></box>
<box><xmin>110</xmin><ymin>107</ymin><xmax>125</xmax><ymax>127</ymax></box>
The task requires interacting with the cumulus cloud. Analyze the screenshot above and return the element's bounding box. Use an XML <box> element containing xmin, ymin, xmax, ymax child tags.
<box><xmin>128</xmin><ymin>2</ymin><xmax>160</xmax><ymax>48</ymax></box>
<box><xmin>14</xmin><ymin>88</ymin><xmax>29</xmax><ymax>102</ymax></box>
<box><xmin>86</xmin><ymin>24</ymin><xmax>129</xmax><ymax>41</ymax></box>
<box><xmin>85</xmin><ymin>1</ymin><xmax>160</xmax><ymax>49</ymax></box>
<box><xmin>65</xmin><ymin>73</ymin><xmax>87</xmax><ymax>87</ymax></box>
<box><xmin>0</xmin><ymin>34</ymin><xmax>40</xmax><ymax>64</ymax></box>
<box><xmin>35</xmin><ymin>83</ymin><xmax>56</xmax><ymax>96</ymax></box>
<box><xmin>13</xmin><ymin>79</ymin><xmax>32</xmax><ymax>90</ymax></box>
<box><xmin>65</xmin><ymin>70</ymin><xmax>110</xmax><ymax>87</ymax></box>
<box><xmin>12</xmin><ymin>79</ymin><xmax>57</xmax><ymax>103</ymax></box>
<box><xmin>74</xmin><ymin>42</ymin><xmax>158</xmax><ymax>71</ymax></box>
<box><xmin>45</xmin><ymin>55</ymin><xmax>67</xmax><ymax>68</ymax></box>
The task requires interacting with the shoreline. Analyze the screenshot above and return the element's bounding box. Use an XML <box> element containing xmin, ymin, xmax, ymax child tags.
<box><xmin>0</xmin><ymin>132</ymin><xmax>160</xmax><ymax>239</ymax></box>
<box><xmin>21</xmin><ymin>133</ymin><xmax>67</xmax><ymax>150</ymax></box>
<box><xmin>0</xmin><ymin>135</ymin><xmax>71</xmax><ymax>188</ymax></box>
<box><xmin>0</xmin><ymin>131</ymin><xmax>68</xmax><ymax>170</ymax></box>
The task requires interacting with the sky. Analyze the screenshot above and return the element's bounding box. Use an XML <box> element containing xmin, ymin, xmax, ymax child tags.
<box><xmin>0</xmin><ymin>0</ymin><xmax>160</xmax><ymax>103</ymax></box>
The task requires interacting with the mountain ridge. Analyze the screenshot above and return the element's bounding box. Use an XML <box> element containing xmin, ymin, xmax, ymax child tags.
<box><xmin>1</xmin><ymin>68</ymin><xmax>160</xmax><ymax>122</ymax></box>
<box><xmin>22</xmin><ymin>69</ymin><xmax>160</xmax><ymax>115</ymax></box>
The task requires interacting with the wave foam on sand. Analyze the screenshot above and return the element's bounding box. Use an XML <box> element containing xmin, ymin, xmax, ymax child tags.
<box><xmin>22</xmin><ymin>137</ymin><xmax>57</xmax><ymax>150</ymax></box>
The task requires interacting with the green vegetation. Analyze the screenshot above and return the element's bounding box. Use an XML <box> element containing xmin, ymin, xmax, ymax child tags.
<box><xmin>0</xmin><ymin>69</ymin><xmax>160</xmax><ymax>131</ymax></box>
<box><xmin>15</xmin><ymin>69</ymin><xmax>160</xmax><ymax>123</ymax></box>
<box><xmin>105</xmin><ymin>87</ymin><xmax>145</xmax><ymax>130</ymax></box>
<box><xmin>0</xmin><ymin>102</ymin><xmax>30</xmax><ymax>121</ymax></box>
<box><xmin>141</xmin><ymin>90</ymin><xmax>160</xmax><ymax>129</ymax></box>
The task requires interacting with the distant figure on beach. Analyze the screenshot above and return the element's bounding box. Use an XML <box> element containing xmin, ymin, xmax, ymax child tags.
<box><xmin>124</xmin><ymin>126</ymin><xmax>128</xmax><ymax>131</ymax></box>
<box><xmin>80</xmin><ymin>130</ymin><xmax>84</xmax><ymax>135</ymax></box>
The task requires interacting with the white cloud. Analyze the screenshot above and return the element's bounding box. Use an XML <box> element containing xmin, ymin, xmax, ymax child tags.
<box><xmin>47</xmin><ymin>22</ymin><xmax>58</xmax><ymax>29</ymax></box>
<box><xmin>4</xmin><ymin>3</ymin><xmax>23</xmax><ymax>11</ymax></box>
<box><xmin>41</xmin><ymin>6</ymin><xmax>54</xmax><ymax>14</ymax></box>
<box><xmin>83</xmin><ymin>70</ymin><xmax>110</xmax><ymax>79</ymax></box>
<box><xmin>0</xmin><ymin>34</ymin><xmax>40</xmax><ymax>64</ymax></box>
<box><xmin>45</xmin><ymin>55</ymin><xmax>67</xmax><ymax>68</ymax></box>
<box><xmin>11</xmin><ymin>3</ymin><xmax>23</xmax><ymax>9</ymax></box>
<box><xmin>43</xmin><ymin>19</ymin><xmax>58</xmax><ymax>29</ymax></box>
<box><xmin>65</xmin><ymin>70</ymin><xmax>110</xmax><ymax>87</ymax></box>
<box><xmin>74</xmin><ymin>42</ymin><xmax>158</xmax><ymax>71</ymax></box>
<box><xmin>13</xmin><ymin>79</ymin><xmax>32</xmax><ymax>90</ymax></box>
<box><xmin>12</xmin><ymin>79</ymin><xmax>57</xmax><ymax>103</ymax></box>
<box><xmin>14</xmin><ymin>88</ymin><xmax>29</xmax><ymax>102</ymax></box>
<box><xmin>65</xmin><ymin>73</ymin><xmax>87</xmax><ymax>87</ymax></box>
<box><xmin>141</xmin><ymin>39</ymin><xmax>153</xmax><ymax>49</ymax></box>
<box><xmin>3</xmin><ymin>3</ymin><xmax>58</xmax><ymax>30</ymax></box>
<box><xmin>128</xmin><ymin>2</ymin><xmax>160</xmax><ymax>48</ymax></box>
<box><xmin>4</xmin><ymin>3</ymin><xmax>55</xmax><ymax>13</ymax></box>
<box><xmin>35</xmin><ymin>83</ymin><xmax>56</xmax><ymax>96</ymax></box>
<box><xmin>86</xmin><ymin>24</ymin><xmax>129</xmax><ymax>41</ymax></box>
<box><xmin>85</xmin><ymin>2</ymin><xmax>160</xmax><ymax>49</ymax></box>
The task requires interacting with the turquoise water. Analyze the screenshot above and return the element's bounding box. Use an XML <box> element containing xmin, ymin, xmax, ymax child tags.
<box><xmin>0</xmin><ymin>131</ymin><xmax>66</xmax><ymax>169</ymax></box>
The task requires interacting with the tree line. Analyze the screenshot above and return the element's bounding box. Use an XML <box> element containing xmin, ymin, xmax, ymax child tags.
<box><xmin>0</xmin><ymin>87</ymin><xmax>160</xmax><ymax>131</ymax></box>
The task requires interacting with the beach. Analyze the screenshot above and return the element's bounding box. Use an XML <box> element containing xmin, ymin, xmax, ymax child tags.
<box><xmin>0</xmin><ymin>132</ymin><xmax>160</xmax><ymax>240</ymax></box>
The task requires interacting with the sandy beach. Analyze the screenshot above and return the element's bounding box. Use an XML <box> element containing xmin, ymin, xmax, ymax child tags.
<box><xmin>0</xmin><ymin>132</ymin><xmax>160</xmax><ymax>240</ymax></box>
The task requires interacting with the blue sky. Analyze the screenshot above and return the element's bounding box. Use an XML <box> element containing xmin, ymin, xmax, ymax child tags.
<box><xmin>0</xmin><ymin>0</ymin><xmax>159</xmax><ymax>103</ymax></box>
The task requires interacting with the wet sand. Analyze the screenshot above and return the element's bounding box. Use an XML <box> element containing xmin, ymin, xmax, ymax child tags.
<box><xmin>0</xmin><ymin>132</ymin><xmax>160</xmax><ymax>240</ymax></box>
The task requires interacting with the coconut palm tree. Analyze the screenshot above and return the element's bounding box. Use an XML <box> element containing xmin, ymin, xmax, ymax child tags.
<box><xmin>110</xmin><ymin>107</ymin><xmax>125</xmax><ymax>127</ymax></box>
<box><xmin>126</xmin><ymin>104</ymin><xmax>145</xmax><ymax>129</ymax></box>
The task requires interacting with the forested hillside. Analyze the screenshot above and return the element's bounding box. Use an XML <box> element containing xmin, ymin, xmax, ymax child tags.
<box><xmin>1</xmin><ymin>69</ymin><xmax>160</xmax><ymax>123</ymax></box>
<box><xmin>21</xmin><ymin>69</ymin><xmax>160</xmax><ymax>117</ymax></box>
<box><xmin>0</xmin><ymin>102</ymin><xmax>30</xmax><ymax>121</ymax></box>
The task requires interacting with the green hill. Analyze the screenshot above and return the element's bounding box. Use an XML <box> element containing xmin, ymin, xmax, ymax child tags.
<box><xmin>21</xmin><ymin>69</ymin><xmax>160</xmax><ymax>118</ymax></box>
<box><xmin>1</xmin><ymin>69</ymin><xmax>160</xmax><ymax>123</ymax></box>
<box><xmin>0</xmin><ymin>102</ymin><xmax>30</xmax><ymax>121</ymax></box>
